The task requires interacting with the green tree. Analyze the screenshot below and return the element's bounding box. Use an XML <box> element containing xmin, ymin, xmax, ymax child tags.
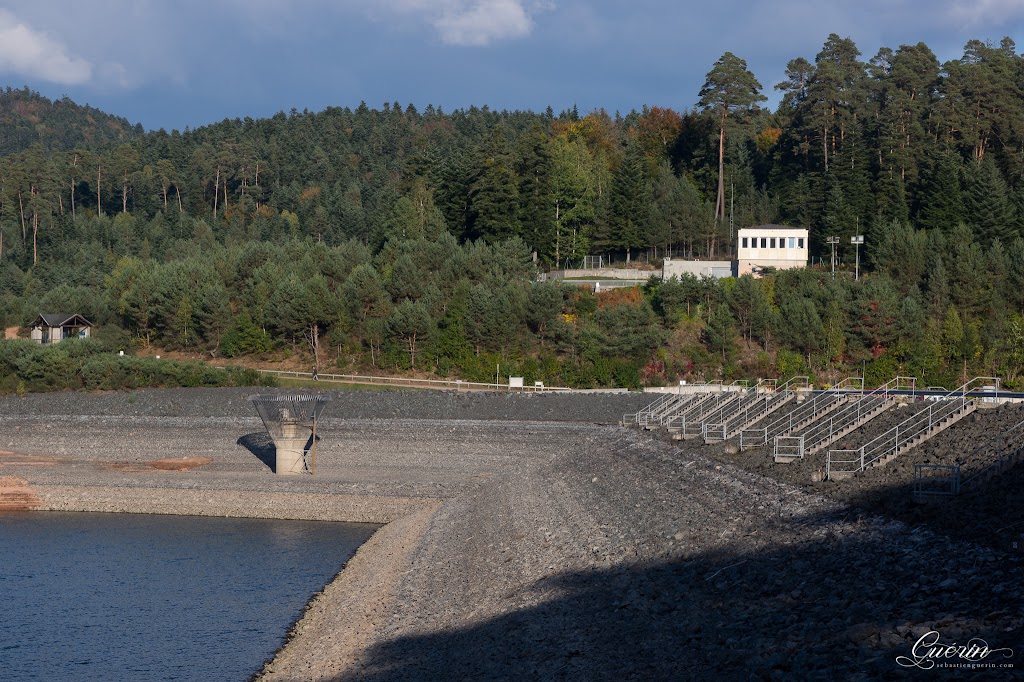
<box><xmin>105</xmin><ymin>256</ymin><xmax>158</xmax><ymax>345</ymax></box>
<box><xmin>917</xmin><ymin>152</ymin><xmax>964</xmax><ymax>233</ymax></box>
<box><xmin>549</xmin><ymin>135</ymin><xmax>597</xmax><ymax>265</ymax></box>
<box><xmin>467</xmin><ymin>126</ymin><xmax>520</xmax><ymax>242</ymax></box>
<box><xmin>525</xmin><ymin>282</ymin><xmax>564</xmax><ymax>344</ymax></box>
<box><xmin>342</xmin><ymin>264</ymin><xmax>391</xmax><ymax>364</ymax></box>
<box><xmin>964</xmin><ymin>157</ymin><xmax>1014</xmax><ymax>246</ymax></box>
<box><xmin>778</xmin><ymin>298</ymin><xmax>824</xmax><ymax>362</ymax></box>
<box><xmin>465</xmin><ymin>283</ymin><xmax>517</xmax><ymax>355</ymax></box>
<box><xmin>173</xmin><ymin>296</ymin><xmax>195</xmax><ymax>348</ymax></box>
<box><xmin>516</xmin><ymin>123</ymin><xmax>555</xmax><ymax>260</ymax></box>
<box><xmin>804</xmin><ymin>35</ymin><xmax>866</xmax><ymax>174</ymax></box>
<box><xmin>593</xmin><ymin>300</ymin><xmax>666</xmax><ymax>360</ymax></box>
<box><xmin>703</xmin><ymin>305</ymin><xmax>737</xmax><ymax>360</ymax></box>
<box><xmin>606</xmin><ymin>143</ymin><xmax>648</xmax><ymax>258</ymax></box>
<box><xmin>387</xmin><ymin>299</ymin><xmax>434</xmax><ymax>368</ymax></box>
<box><xmin>698</xmin><ymin>52</ymin><xmax>766</xmax><ymax>233</ymax></box>
<box><xmin>849</xmin><ymin>277</ymin><xmax>902</xmax><ymax>356</ymax></box>
<box><xmin>726</xmin><ymin>274</ymin><xmax>771</xmax><ymax>348</ymax></box>
<box><xmin>775</xmin><ymin>57</ymin><xmax>814</xmax><ymax>112</ymax></box>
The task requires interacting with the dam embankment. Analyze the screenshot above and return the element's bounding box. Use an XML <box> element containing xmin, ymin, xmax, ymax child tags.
<box><xmin>1</xmin><ymin>387</ymin><xmax>1020</xmax><ymax>679</ymax></box>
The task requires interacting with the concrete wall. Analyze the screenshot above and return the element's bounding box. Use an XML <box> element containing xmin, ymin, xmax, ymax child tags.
<box><xmin>545</xmin><ymin>268</ymin><xmax>656</xmax><ymax>281</ymax></box>
<box><xmin>662</xmin><ymin>259</ymin><xmax>734</xmax><ymax>280</ymax></box>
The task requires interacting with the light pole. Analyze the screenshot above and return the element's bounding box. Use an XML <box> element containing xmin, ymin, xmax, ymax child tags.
<box><xmin>826</xmin><ymin>236</ymin><xmax>840</xmax><ymax>279</ymax></box>
<box><xmin>851</xmin><ymin>235</ymin><xmax>864</xmax><ymax>280</ymax></box>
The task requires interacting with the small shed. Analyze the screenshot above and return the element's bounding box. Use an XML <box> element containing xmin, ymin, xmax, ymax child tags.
<box><xmin>30</xmin><ymin>314</ymin><xmax>93</xmax><ymax>345</ymax></box>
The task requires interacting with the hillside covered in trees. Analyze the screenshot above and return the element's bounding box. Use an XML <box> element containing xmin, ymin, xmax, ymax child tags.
<box><xmin>1</xmin><ymin>35</ymin><xmax>1024</xmax><ymax>390</ymax></box>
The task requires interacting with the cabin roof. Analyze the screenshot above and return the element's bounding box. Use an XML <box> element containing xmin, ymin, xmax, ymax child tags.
<box><xmin>33</xmin><ymin>313</ymin><xmax>94</xmax><ymax>328</ymax></box>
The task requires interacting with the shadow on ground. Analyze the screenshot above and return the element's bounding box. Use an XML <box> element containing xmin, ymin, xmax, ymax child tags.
<box><xmin>237</xmin><ymin>432</ymin><xmax>276</xmax><ymax>473</ymax></box>
<box><xmin>710</xmin><ymin>444</ymin><xmax>1024</xmax><ymax>553</ymax></box>
<box><xmin>338</xmin><ymin>502</ymin><xmax>1022</xmax><ymax>681</ymax></box>
<box><xmin>835</xmin><ymin>472</ymin><xmax>1024</xmax><ymax>554</ymax></box>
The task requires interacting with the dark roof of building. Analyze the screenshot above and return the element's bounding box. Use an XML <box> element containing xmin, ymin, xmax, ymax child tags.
<box><xmin>34</xmin><ymin>313</ymin><xmax>94</xmax><ymax>328</ymax></box>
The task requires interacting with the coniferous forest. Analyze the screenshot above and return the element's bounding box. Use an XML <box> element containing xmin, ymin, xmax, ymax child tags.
<box><xmin>3</xmin><ymin>35</ymin><xmax>1024</xmax><ymax>391</ymax></box>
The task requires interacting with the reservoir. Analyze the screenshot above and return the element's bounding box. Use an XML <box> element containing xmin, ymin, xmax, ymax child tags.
<box><xmin>0</xmin><ymin>511</ymin><xmax>379</xmax><ymax>681</ymax></box>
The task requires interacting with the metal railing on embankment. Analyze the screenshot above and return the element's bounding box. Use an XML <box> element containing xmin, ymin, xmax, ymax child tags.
<box><xmin>775</xmin><ymin>376</ymin><xmax>915</xmax><ymax>461</ymax></box>
<box><xmin>741</xmin><ymin>377</ymin><xmax>862</xmax><ymax>449</ymax></box>
<box><xmin>827</xmin><ymin>377</ymin><xmax>998</xmax><ymax>480</ymax></box>
<box><xmin>709</xmin><ymin>376</ymin><xmax>809</xmax><ymax>442</ymax></box>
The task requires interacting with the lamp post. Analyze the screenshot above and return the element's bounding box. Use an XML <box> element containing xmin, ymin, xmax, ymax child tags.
<box><xmin>826</xmin><ymin>236</ymin><xmax>840</xmax><ymax>279</ymax></box>
<box><xmin>851</xmin><ymin>235</ymin><xmax>864</xmax><ymax>280</ymax></box>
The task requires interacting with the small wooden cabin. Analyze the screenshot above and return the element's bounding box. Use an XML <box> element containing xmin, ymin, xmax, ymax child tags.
<box><xmin>29</xmin><ymin>314</ymin><xmax>93</xmax><ymax>344</ymax></box>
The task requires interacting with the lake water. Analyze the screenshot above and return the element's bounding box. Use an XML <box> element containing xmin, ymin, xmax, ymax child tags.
<box><xmin>0</xmin><ymin>511</ymin><xmax>379</xmax><ymax>681</ymax></box>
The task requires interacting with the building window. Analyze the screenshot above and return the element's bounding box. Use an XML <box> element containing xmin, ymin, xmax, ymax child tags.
<box><xmin>760</xmin><ymin>238</ymin><xmax>767</xmax><ymax>248</ymax></box>
<box><xmin>742</xmin><ymin>237</ymin><xmax>748</xmax><ymax>248</ymax></box>
<box><xmin>798</xmin><ymin>237</ymin><xmax>805</xmax><ymax>249</ymax></box>
<box><xmin>788</xmin><ymin>237</ymin><xmax>795</xmax><ymax>249</ymax></box>
<box><xmin>770</xmin><ymin>238</ymin><xmax>776</xmax><ymax>248</ymax></box>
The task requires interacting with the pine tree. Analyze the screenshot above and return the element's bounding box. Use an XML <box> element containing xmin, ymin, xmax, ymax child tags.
<box><xmin>467</xmin><ymin>127</ymin><xmax>521</xmax><ymax>242</ymax></box>
<box><xmin>922</xmin><ymin>230</ymin><xmax>950</xmax><ymax>317</ymax></box>
<box><xmin>606</xmin><ymin>143</ymin><xmax>648</xmax><ymax>258</ymax></box>
<box><xmin>704</xmin><ymin>305</ymin><xmax>737</xmax><ymax>360</ymax></box>
<box><xmin>387</xmin><ymin>299</ymin><xmax>435</xmax><ymax>368</ymax></box>
<box><xmin>698</xmin><ymin>52</ymin><xmax>766</xmax><ymax>229</ymax></box>
<box><xmin>516</xmin><ymin>123</ymin><xmax>555</xmax><ymax>260</ymax></box>
<box><xmin>965</xmin><ymin>157</ymin><xmax>1013</xmax><ymax>246</ymax></box>
<box><xmin>947</xmin><ymin>223</ymin><xmax>987</xmax><ymax>318</ymax></box>
<box><xmin>1007</xmin><ymin>237</ymin><xmax>1024</xmax><ymax>312</ymax></box>
<box><xmin>916</xmin><ymin>151</ymin><xmax>964</xmax><ymax>233</ymax></box>
<box><xmin>874</xmin><ymin>167</ymin><xmax>910</xmax><ymax>225</ymax></box>
<box><xmin>803</xmin><ymin>35</ymin><xmax>866</xmax><ymax>174</ymax></box>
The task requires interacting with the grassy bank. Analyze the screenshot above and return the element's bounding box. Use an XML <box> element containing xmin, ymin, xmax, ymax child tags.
<box><xmin>0</xmin><ymin>339</ymin><xmax>274</xmax><ymax>393</ymax></box>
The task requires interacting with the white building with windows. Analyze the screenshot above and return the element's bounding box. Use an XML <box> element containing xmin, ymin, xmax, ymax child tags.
<box><xmin>736</xmin><ymin>225</ymin><xmax>808</xmax><ymax>276</ymax></box>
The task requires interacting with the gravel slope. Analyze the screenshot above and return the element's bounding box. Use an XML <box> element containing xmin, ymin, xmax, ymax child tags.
<box><xmin>340</xmin><ymin>429</ymin><xmax>1022</xmax><ymax>680</ymax></box>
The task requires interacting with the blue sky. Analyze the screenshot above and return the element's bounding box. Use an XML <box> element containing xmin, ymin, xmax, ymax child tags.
<box><xmin>0</xmin><ymin>1</ymin><xmax>1021</xmax><ymax>132</ymax></box>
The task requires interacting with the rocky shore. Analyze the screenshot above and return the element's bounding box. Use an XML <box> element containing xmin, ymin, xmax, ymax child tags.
<box><xmin>1</xmin><ymin>387</ymin><xmax>1020</xmax><ymax>679</ymax></box>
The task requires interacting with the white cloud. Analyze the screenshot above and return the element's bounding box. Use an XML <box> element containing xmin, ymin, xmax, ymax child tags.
<box><xmin>435</xmin><ymin>0</ymin><xmax>534</xmax><ymax>45</ymax></box>
<box><xmin>0</xmin><ymin>9</ymin><xmax>93</xmax><ymax>85</ymax></box>
<box><xmin>376</xmin><ymin>0</ymin><xmax>541</xmax><ymax>46</ymax></box>
<box><xmin>946</xmin><ymin>0</ymin><xmax>1024</xmax><ymax>26</ymax></box>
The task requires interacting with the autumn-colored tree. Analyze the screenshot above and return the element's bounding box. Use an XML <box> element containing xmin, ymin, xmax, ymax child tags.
<box><xmin>636</xmin><ymin>106</ymin><xmax>683</xmax><ymax>160</ymax></box>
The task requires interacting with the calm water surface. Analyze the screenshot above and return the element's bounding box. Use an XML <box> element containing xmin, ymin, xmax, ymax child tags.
<box><xmin>0</xmin><ymin>511</ymin><xmax>378</xmax><ymax>681</ymax></box>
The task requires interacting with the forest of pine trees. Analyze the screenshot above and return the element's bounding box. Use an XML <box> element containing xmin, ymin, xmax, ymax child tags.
<box><xmin>2</xmin><ymin>34</ymin><xmax>1024</xmax><ymax>391</ymax></box>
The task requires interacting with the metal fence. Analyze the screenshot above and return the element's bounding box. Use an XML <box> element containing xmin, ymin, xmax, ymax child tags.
<box><xmin>774</xmin><ymin>435</ymin><xmax>804</xmax><ymax>460</ymax></box>
<box><xmin>739</xmin><ymin>428</ymin><xmax>767</xmax><ymax>449</ymax></box>
<box><xmin>913</xmin><ymin>464</ymin><xmax>961</xmax><ymax>498</ymax></box>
